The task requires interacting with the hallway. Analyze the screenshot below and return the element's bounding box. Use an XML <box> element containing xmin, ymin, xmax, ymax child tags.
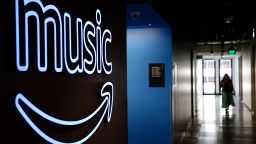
<box><xmin>177</xmin><ymin>95</ymin><xmax>256</xmax><ymax>144</ymax></box>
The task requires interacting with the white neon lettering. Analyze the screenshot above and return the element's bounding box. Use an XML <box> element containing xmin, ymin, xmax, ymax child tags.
<box><xmin>63</xmin><ymin>13</ymin><xmax>75</xmax><ymax>74</ymax></box>
<box><xmin>43</xmin><ymin>18</ymin><xmax>55</xmax><ymax>72</ymax></box>
<box><xmin>96</xmin><ymin>10</ymin><xmax>102</xmax><ymax>73</ymax></box>
<box><xmin>25</xmin><ymin>11</ymin><xmax>40</xmax><ymax>71</ymax></box>
<box><xmin>76</xmin><ymin>18</ymin><xmax>84</xmax><ymax>73</ymax></box>
<box><xmin>16</xmin><ymin>0</ymin><xmax>64</xmax><ymax>72</ymax></box>
<box><xmin>15</xmin><ymin>82</ymin><xmax>113</xmax><ymax>144</ymax></box>
<box><xmin>102</xmin><ymin>29</ymin><xmax>112</xmax><ymax>74</ymax></box>
<box><xmin>15</xmin><ymin>0</ymin><xmax>114</xmax><ymax>143</ymax></box>
<box><xmin>83</xmin><ymin>21</ymin><xmax>96</xmax><ymax>74</ymax></box>
<box><xmin>16</xmin><ymin>0</ymin><xmax>112</xmax><ymax>74</ymax></box>
<box><xmin>16</xmin><ymin>0</ymin><xmax>24</xmax><ymax>71</ymax></box>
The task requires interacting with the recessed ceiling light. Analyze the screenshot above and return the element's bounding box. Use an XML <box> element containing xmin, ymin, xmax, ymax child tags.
<box><xmin>224</xmin><ymin>17</ymin><xmax>234</xmax><ymax>24</ymax></box>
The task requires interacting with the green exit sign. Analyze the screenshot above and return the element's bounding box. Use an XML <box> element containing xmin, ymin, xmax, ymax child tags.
<box><xmin>228</xmin><ymin>49</ymin><xmax>236</xmax><ymax>55</ymax></box>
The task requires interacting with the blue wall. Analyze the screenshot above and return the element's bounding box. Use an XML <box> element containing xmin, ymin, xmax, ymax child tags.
<box><xmin>127</xmin><ymin>4</ymin><xmax>172</xmax><ymax>144</ymax></box>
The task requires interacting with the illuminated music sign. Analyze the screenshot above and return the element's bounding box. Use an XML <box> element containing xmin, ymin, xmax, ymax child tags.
<box><xmin>15</xmin><ymin>0</ymin><xmax>114</xmax><ymax>143</ymax></box>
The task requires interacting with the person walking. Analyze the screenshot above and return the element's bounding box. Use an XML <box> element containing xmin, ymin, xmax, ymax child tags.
<box><xmin>220</xmin><ymin>73</ymin><xmax>235</xmax><ymax>113</ymax></box>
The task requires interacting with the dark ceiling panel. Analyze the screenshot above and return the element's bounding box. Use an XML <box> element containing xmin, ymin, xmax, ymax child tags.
<box><xmin>128</xmin><ymin>0</ymin><xmax>256</xmax><ymax>43</ymax></box>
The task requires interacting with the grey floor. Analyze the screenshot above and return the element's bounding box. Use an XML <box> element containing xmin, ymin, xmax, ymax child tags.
<box><xmin>177</xmin><ymin>94</ymin><xmax>256</xmax><ymax>144</ymax></box>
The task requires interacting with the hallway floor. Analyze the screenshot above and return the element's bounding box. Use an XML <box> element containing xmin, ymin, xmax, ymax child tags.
<box><xmin>177</xmin><ymin>95</ymin><xmax>256</xmax><ymax>144</ymax></box>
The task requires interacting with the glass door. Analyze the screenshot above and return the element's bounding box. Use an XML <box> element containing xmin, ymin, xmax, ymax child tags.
<box><xmin>202</xmin><ymin>58</ymin><xmax>233</xmax><ymax>95</ymax></box>
<box><xmin>219</xmin><ymin>59</ymin><xmax>232</xmax><ymax>81</ymax></box>
<box><xmin>203</xmin><ymin>59</ymin><xmax>216</xmax><ymax>94</ymax></box>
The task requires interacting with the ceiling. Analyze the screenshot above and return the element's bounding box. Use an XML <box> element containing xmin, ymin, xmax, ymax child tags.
<box><xmin>128</xmin><ymin>0</ymin><xmax>256</xmax><ymax>43</ymax></box>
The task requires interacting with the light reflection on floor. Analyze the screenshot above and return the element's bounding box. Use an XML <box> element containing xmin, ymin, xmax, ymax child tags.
<box><xmin>197</xmin><ymin>95</ymin><xmax>240</xmax><ymax>122</ymax></box>
<box><xmin>178</xmin><ymin>94</ymin><xmax>256</xmax><ymax>144</ymax></box>
<box><xmin>198</xmin><ymin>95</ymin><xmax>216</xmax><ymax>121</ymax></box>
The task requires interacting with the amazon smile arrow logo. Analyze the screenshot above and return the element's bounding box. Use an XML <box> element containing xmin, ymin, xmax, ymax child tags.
<box><xmin>15</xmin><ymin>82</ymin><xmax>114</xmax><ymax>144</ymax></box>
